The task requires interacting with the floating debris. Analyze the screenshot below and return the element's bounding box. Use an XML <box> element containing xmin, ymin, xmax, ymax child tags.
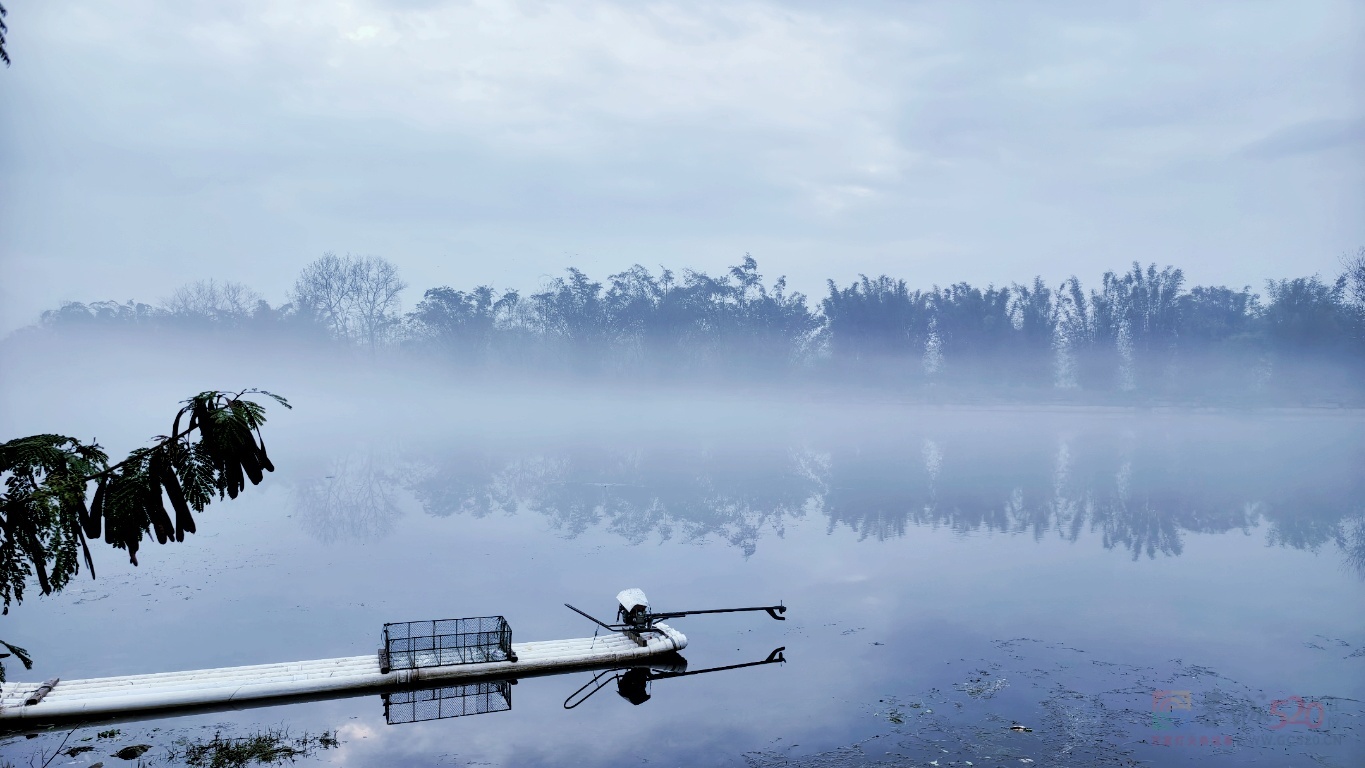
<box><xmin>112</xmin><ymin>744</ymin><xmax>151</xmax><ymax>760</ymax></box>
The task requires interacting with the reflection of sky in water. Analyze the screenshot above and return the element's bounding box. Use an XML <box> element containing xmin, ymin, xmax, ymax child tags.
<box><xmin>5</xmin><ymin>406</ymin><xmax>1363</xmax><ymax>767</ymax></box>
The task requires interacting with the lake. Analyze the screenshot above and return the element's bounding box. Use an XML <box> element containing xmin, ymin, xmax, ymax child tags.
<box><xmin>3</xmin><ymin>378</ymin><xmax>1363</xmax><ymax>767</ymax></box>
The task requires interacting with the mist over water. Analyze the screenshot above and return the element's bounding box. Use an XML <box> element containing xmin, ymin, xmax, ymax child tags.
<box><xmin>2</xmin><ymin>331</ymin><xmax>1363</xmax><ymax>767</ymax></box>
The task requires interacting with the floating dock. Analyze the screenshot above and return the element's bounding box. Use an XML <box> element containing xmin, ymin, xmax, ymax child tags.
<box><xmin>0</xmin><ymin>624</ymin><xmax>686</xmax><ymax>724</ymax></box>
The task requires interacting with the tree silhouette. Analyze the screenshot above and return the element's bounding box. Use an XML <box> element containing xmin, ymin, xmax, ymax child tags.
<box><xmin>821</xmin><ymin>275</ymin><xmax>933</xmax><ymax>377</ymax></box>
<box><xmin>930</xmin><ymin>283</ymin><xmax>1014</xmax><ymax>382</ymax></box>
<box><xmin>408</xmin><ymin>285</ymin><xmax>520</xmax><ymax>366</ymax></box>
<box><xmin>18</xmin><ymin>252</ymin><xmax>1365</xmax><ymax>400</ymax></box>
<box><xmin>0</xmin><ymin>3</ymin><xmax>10</xmax><ymax>68</ymax></box>
<box><xmin>1010</xmin><ymin>277</ymin><xmax>1060</xmax><ymax>387</ymax></box>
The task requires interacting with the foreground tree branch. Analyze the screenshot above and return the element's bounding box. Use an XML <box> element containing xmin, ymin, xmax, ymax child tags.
<box><xmin>0</xmin><ymin>390</ymin><xmax>290</xmax><ymax>680</ymax></box>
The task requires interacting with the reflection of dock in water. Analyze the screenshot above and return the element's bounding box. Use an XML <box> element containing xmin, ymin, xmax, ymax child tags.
<box><xmin>382</xmin><ymin>648</ymin><xmax>786</xmax><ymax>725</ymax></box>
<box><xmin>0</xmin><ymin>647</ymin><xmax>786</xmax><ymax>731</ymax></box>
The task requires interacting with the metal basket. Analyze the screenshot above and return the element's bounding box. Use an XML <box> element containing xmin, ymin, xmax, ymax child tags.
<box><xmin>380</xmin><ymin>616</ymin><xmax>515</xmax><ymax>673</ymax></box>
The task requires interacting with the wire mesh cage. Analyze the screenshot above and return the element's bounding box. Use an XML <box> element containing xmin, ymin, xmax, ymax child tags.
<box><xmin>380</xmin><ymin>616</ymin><xmax>515</xmax><ymax>672</ymax></box>
<box><xmin>383</xmin><ymin>680</ymin><xmax>512</xmax><ymax>724</ymax></box>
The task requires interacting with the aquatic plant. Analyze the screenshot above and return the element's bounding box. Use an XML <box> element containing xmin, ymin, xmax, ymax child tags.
<box><xmin>168</xmin><ymin>729</ymin><xmax>339</xmax><ymax>768</ymax></box>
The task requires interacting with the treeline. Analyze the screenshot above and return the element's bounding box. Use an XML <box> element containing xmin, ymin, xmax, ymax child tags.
<box><xmin>21</xmin><ymin>250</ymin><xmax>1365</xmax><ymax>401</ymax></box>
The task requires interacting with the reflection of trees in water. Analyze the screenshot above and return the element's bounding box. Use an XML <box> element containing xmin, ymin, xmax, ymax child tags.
<box><xmin>292</xmin><ymin>450</ymin><xmax>406</xmax><ymax>542</ymax></box>
<box><xmin>411</xmin><ymin>442</ymin><xmax>814</xmax><ymax>556</ymax></box>
<box><xmin>406</xmin><ymin>447</ymin><xmax>523</xmax><ymax>519</ymax></box>
<box><xmin>822</xmin><ymin>429</ymin><xmax>1058</xmax><ymax>542</ymax></box>
<box><xmin>1342</xmin><ymin>513</ymin><xmax>1365</xmax><ymax>577</ymax></box>
<box><xmin>296</xmin><ymin>422</ymin><xmax>1364</xmax><ymax>572</ymax></box>
<box><xmin>821</xmin><ymin>424</ymin><xmax>1360</xmax><ymax>567</ymax></box>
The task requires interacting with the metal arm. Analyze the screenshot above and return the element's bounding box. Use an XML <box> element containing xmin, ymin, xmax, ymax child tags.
<box><xmin>647</xmin><ymin>604</ymin><xmax>787</xmax><ymax>622</ymax></box>
<box><xmin>565</xmin><ymin>601</ymin><xmax>787</xmax><ymax>633</ymax></box>
<box><xmin>563</xmin><ymin>603</ymin><xmax>619</xmax><ymax>631</ymax></box>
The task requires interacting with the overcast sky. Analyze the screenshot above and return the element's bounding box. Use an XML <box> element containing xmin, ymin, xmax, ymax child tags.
<box><xmin>1</xmin><ymin>0</ymin><xmax>1362</xmax><ymax>332</ymax></box>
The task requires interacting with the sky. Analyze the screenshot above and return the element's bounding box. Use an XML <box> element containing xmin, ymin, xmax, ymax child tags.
<box><xmin>1</xmin><ymin>0</ymin><xmax>1362</xmax><ymax>333</ymax></box>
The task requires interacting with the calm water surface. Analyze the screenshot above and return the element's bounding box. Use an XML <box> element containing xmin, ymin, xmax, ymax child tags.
<box><xmin>3</xmin><ymin>394</ymin><xmax>1363</xmax><ymax>767</ymax></box>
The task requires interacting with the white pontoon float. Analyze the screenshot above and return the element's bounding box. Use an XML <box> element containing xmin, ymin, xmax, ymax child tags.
<box><xmin>0</xmin><ymin>589</ymin><xmax>784</xmax><ymax>726</ymax></box>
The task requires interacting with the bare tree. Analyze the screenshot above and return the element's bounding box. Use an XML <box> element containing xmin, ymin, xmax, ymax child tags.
<box><xmin>290</xmin><ymin>253</ymin><xmax>406</xmax><ymax>348</ymax></box>
<box><xmin>291</xmin><ymin>253</ymin><xmax>357</xmax><ymax>340</ymax></box>
<box><xmin>349</xmin><ymin>256</ymin><xmax>407</xmax><ymax>351</ymax></box>
<box><xmin>1343</xmin><ymin>246</ymin><xmax>1365</xmax><ymax>309</ymax></box>
<box><xmin>163</xmin><ymin>279</ymin><xmax>262</xmax><ymax>324</ymax></box>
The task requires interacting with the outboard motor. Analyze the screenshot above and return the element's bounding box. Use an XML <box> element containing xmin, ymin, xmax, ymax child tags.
<box><xmin>616</xmin><ymin>588</ymin><xmax>651</xmax><ymax>630</ymax></box>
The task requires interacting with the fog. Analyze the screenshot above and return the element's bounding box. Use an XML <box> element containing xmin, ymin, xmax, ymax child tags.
<box><xmin>2</xmin><ymin>325</ymin><xmax>1363</xmax><ymax>766</ymax></box>
<box><xmin>4</xmin><ymin>1</ymin><xmax>1363</xmax><ymax>762</ymax></box>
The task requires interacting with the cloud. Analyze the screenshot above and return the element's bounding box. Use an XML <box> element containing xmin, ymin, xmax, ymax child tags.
<box><xmin>1239</xmin><ymin>118</ymin><xmax>1365</xmax><ymax>160</ymax></box>
<box><xmin>1</xmin><ymin>0</ymin><xmax>1362</xmax><ymax>333</ymax></box>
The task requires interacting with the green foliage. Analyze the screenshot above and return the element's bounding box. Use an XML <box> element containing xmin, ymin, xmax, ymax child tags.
<box><xmin>0</xmin><ymin>435</ymin><xmax>108</xmax><ymax>609</ymax></box>
<box><xmin>0</xmin><ymin>390</ymin><xmax>288</xmax><ymax>678</ymax></box>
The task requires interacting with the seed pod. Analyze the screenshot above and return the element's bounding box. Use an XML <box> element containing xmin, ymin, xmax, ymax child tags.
<box><xmin>158</xmin><ymin>463</ymin><xmax>195</xmax><ymax>541</ymax></box>
<box><xmin>102</xmin><ymin>475</ymin><xmax>118</xmax><ymax>545</ymax></box>
<box><xmin>239</xmin><ymin>444</ymin><xmax>264</xmax><ymax>486</ymax></box>
<box><xmin>83</xmin><ymin>479</ymin><xmax>104</xmax><ymax>539</ymax></box>
<box><xmin>257</xmin><ymin>437</ymin><xmax>275</xmax><ymax>473</ymax></box>
<box><xmin>146</xmin><ymin>471</ymin><xmax>174</xmax><ymax>542</ymax></box>
<box><xmin>70</xmin><ymin>503</ymin><xmax>97</xmax><ymax>577</ymax></box>
<box><xmin>225</xmin><ymin>459</ymin><xmax>243</xmax><ymax>499</ymax></box>
<box><xmin>194</xmin><ymin>401</ymin><xmax>223</xmax><ymax>471</ymax></box>
<box><xmin>79</xmin><ymin>533</ymin><xmax>96</xmax><ymax>577</ymax></box>
<box><xmin>26</xmin><ymin>528</ymin><xmax>52</xmax><ymax>595</ymax></box>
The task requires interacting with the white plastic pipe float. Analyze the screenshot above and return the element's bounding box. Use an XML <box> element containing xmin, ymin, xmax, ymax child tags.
<box><xmin>0</xmin><ymin>624</ymin><xmax>685</xmax><ymax>723</ymax></box>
